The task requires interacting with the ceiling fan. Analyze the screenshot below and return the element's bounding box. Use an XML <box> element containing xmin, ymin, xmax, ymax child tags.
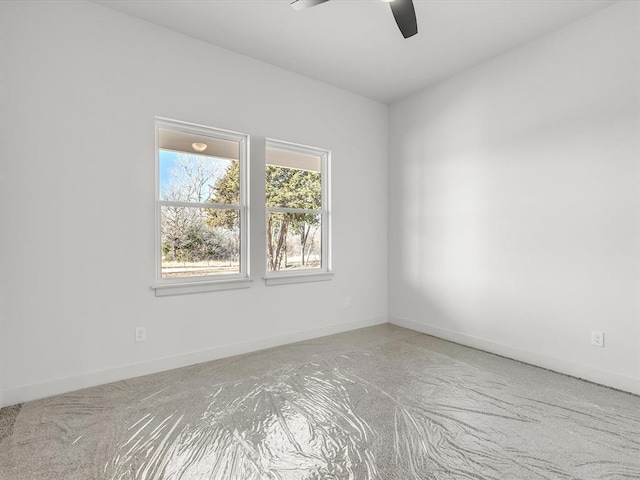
<box><xmin>291</xmin><ymin>0</ymin><xmax>418</xmax><ymax>39</ymax></box>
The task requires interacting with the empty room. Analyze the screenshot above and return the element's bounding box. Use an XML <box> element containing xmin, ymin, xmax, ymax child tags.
<box><xmin>1</xmin><ymin>0</ymin><xmax>639</xmax><ymax>478</ymax></box>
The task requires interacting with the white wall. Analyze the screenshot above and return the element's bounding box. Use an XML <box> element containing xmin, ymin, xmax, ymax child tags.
<box><xmin>0</xmin><ymin>1</ymin><xmax>389</xmax><ymax>407</ymax></box>
<box><xmin>389</xmin><ymin>1</ymin><xmax>640</xmax><ymax>394</ymax></box>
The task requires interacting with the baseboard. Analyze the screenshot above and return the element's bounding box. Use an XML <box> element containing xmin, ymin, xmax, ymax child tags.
<box><xmin>1</xmin><ymin>315</ymin><xmax>387</xmax><ymax>407</ymax></box>
<box><xmin>389</xmin><ymin>316</ymin><xmax>640</xmax><ymax>396</ymax></box>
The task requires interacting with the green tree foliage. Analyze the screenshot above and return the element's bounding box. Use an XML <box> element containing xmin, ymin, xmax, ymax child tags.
<box><xmin>206</xmin><ymin>160</ymin><xmax>240</xmax><ymax>229</ymax></box>
<box><xmin>265</xmin><ymin>166</ymin><xmax>321</xmax><ymax>271</ymax></box>
<box><xmin>206</xmin><ymin>163</ymin><xmax>321</xmax><ymax>270</ymax></box>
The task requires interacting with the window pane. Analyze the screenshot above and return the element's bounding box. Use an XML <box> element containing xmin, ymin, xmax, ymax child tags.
<box><xmin>159</xmin><ymin>150</ymin><xmax>239</xmax><ymax>205</ymax></box>
<box><xmin>267</xmin><ymin>212</ymin><xmax>322</xmax><ymax>272</ymax></box>
<box><xmin>158</xmin><ymin>127</ymin><xmax>239</xmax><ymax>160</ymax></box>
<box><xmin>161</xmin><ymin>206</ymin><xmax>240</xmax><ymax>278</ymax></box>
<box><xmin>265</xmin><ymin>165</ymin><xmax>321</xmax><ymax>209</ymax></box>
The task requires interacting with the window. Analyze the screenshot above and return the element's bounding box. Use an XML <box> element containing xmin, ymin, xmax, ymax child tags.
<box><xmin>152</xmin><ymin>118</ymin><xmax>249</xmax><ymax>295</ymax></box>
<box><xmin>265</xmin><ymin>139</ymin><xmax>331</xmax><ymax>285</ymax></box>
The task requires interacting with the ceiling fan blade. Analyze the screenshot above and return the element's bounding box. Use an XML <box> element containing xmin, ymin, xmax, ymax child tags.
<box><xmin>291</xmin><ymin>0</ymin><xmax>330</xmax><ymax>11</ymax></box>
<box><xmin>389</xmin><ymin>0</ymin><xmax>418</xmax><ymax>39</ymax></box>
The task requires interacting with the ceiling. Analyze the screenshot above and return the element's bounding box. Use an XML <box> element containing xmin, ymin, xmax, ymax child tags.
<box><xmin>94</xmin><ymin>0</ymin><xmax>617</xmax><ymax>104</ymax></box>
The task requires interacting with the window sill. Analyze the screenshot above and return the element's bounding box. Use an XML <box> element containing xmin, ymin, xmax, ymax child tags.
<box><xmin>151</xmin><ymin>278</ymin><xmax>252</xmax><ymax>296</ymax></box>
<box><xmin>264</xmin><ymin>272</ymin><xmax>333</xmax><ymax>286</ymax></box>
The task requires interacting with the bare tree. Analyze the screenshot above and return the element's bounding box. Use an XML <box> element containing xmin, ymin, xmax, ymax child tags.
<box><xmin>161</xmin><ymin>154</ymin><xmax>234</xmax><ymax>265</ymax></box>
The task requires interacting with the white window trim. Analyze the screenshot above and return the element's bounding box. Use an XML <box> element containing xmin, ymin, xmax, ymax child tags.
<box><xmin>152</xmin><ymin>278</ymin><xmax>252</xmax><ymax>296</ymax></box>
<box><xmin>152</xmin><ymin>117</ymin><xmax>250</xmax><ymax>296</ymax></box>
<box><xmin>264</xmin><ymin>138</ymin><xmax>331</xmax><ymax>285</ymax></box>
<box><xmin>264</xmin><ymin>272</ymin><xmax>333</xmax><ymax>286</ymax></box>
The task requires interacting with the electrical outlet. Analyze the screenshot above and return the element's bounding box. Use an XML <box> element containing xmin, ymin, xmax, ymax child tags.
<box><xmin>135</xmin><ymin>327</ymin><xmax>146</xmax><ymax>342</ymax></box>
<box><xmin>591</xmin><ymin>330</ymin><xmax>604</xmax><ymax>347</ymax></box>
<box><xmin>343</xmin><ymin>297</ymin><xmax>350</xmax><ymax>309</ymax></box>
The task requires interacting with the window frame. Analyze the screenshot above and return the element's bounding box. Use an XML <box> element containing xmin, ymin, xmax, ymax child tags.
<box><xmin>264</xmin><ymin>138</ymin><xmax>332</xmax><ymax>285</ymax></box>
<box><xmin>152</xmin><ymin>117</ymin><xmax>251</xmax><ymax>296</ymax></box>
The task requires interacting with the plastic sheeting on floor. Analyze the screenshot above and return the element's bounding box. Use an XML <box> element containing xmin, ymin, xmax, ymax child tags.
<box><xmin>1</xmin><ymin>324</ymin><xmax>640</xmax><ymax>479</ymax></box>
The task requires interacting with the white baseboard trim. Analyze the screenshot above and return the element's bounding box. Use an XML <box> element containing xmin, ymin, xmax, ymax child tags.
<box><xmin>389</xmin><ymin>316</ymin><xmax>640</xmax><ymax>396</ymax></box>
<box><xmin>1</xmin><ymin>316</ymin><xmax>387</xmax><ymax>408</ymax></box>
